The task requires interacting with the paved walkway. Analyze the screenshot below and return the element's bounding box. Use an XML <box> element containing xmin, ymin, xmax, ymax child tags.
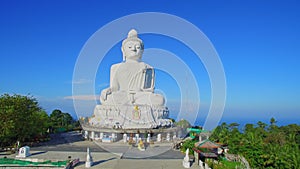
<box><xmin>94</xmin><ymin>141</ymin><xmax>179</xmax><ymax>159</ymax></box>
<box><xmin>1</xmin><ymin>151</ymin><xmax>199</xmax><ymax>169</ymax></box>
<box><xmin>0</xmin><ymin>132</ymin><xmax>200</xmax><ymax>169</ymax></box>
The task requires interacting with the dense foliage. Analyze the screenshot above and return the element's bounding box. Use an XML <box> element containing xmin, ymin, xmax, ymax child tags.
<box><xmin>0</xmin><ymin>94</ymin><xmax>79</xmax><ymax>148</ymax></box>
<box><xmin>175</xmin><ymin>119</ymin><xmax>192</xmax><ymax>128</ymax></box>
<box><xmin>180</xmin><ymin>138</ymin><xmax>198</xmax><ymax>155</ymax></box>
<box><xmin>49</xmin><ymin>109</ymin><xmax>76</xmax><ymax>132</ymax></box>
<box><xmin>0</xmin><ymin>94</ymin><xmax>49</xmax><ymax>147</ymax></box>
<box><xmin>210</xmin><ymin>118</ymin><xmax>300</xmax><ymax>168</ymax></box>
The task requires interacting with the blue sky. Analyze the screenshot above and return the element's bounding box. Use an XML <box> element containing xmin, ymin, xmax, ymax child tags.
<box><xmin>1</xmin><ymin>0</ymin><xmax>299</xmax><ymax>127</ymax></box>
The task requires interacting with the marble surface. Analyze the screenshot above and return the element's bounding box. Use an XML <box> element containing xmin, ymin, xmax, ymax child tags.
<box><xmin>89</xmin><ymin>29</ymin><xmax>172</xmax><ymax>129</ymax></box>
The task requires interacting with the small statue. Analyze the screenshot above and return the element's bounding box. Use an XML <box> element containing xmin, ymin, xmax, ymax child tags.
<box><xmin>185</xmin><ymin>148</ymin><xmax>189</xmax><ymax>161</ymax></box>
<box><xmin>85</xmin><ymin>147</ymin><xmax>93</xmax><ymax>168</ymax></box>
<box><xmin>183</xmin><ymin>148</ymin><xmax>190</xmax><ymax>168</ymax></box>
<box><xmin>138</xmin><ymin>139</ymin><xmax>145</xmax><ymax>151</ymax></box>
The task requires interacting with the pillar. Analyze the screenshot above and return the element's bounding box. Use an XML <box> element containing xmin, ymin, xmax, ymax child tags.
<box><xmin>91</xmin><ymin>131</ymin><xmax>95</xmax><ymax>140</ymax></box>
<box><xmin>84</xmin><ymin>130</ymin><xmax>88</xmax><ymax>139</ymax></box>
<box><xmin>199</xmin><ymin>160</ymin><xmax>204</xmax><ymax>169</ymax></box>
<box><xmin>147</xmin><ymin>133</ymin><xmax>151</xmax><ymax>143</ymax></box>
<box><xmin>100</xmin><ymin>132</ymin><xmax>104</xmax><ymax>140</ymax></box>
<box><xmin>204</xmin><ymin>163</ymin><xmax>209</xmax><ymax>169</ymax></box>
<box><xmin>85</xmin><ymin>147</ymin><xmax>93</xmax><ymax>168</ymax></box>
<box><xmin>157</xmin><ymin>133</ymin><xmax>161</xmax><ymax>142</ymax></box>
<box><xmin>166</xmin><ymin>133</ymin><xmax>170</xmax><ymax>141</ymax></box>
<box><xmin>123</xmin><ymin>133</ymin><xmax>127</xmax><ymax>143</ymax></box>
<box><xmin>135</xmin><ymin>133</ymin><xmax>140</xmax><ymax>142</ymax></box>
<box><xmin>112</xmin><ymin>133</ymin><xmax>116</xmax><ymax>142</ymax></box>
<box><xmin>173</xmin><ymin>132</ymin><xmax>177</xmax><ymax>140</ymax></box>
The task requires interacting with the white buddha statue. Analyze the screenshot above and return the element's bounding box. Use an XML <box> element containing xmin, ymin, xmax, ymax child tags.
<box><xmin>89</xmin><ymin>29</ymin><xmax>171</xmax><ymax>129</ymax></box>
<box><xmin>100</xmin><ymin>29</ymin><xmax>165</xmax><ymax>106</ymax></box>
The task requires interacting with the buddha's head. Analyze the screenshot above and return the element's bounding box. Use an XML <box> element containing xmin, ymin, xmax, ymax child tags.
<box><xmin>122</xmin><ymin>29</ymin><xmax>144</xmax><ymax>62</ymax></box>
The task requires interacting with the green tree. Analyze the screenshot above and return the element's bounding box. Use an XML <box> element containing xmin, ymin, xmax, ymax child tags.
<box><xmin>50</xmin><ymin>109</ymin><xmax>63</xmax><ymax>127</ymax></box>
<box><xmin>49</xmin><ymin>109</ymin><xmax>76</xmax><ymax>132</ymax></box>
<box><xmin>270</xmin><ymin>117</ymin><xmax>277</xmax><ymax>126</ymax></box>
<box><xmin>0</xmin><ymin>94</ymin><xmax>49</xmax><ymax>147</ymax></box>
<box><xmin>211</xmin><ymin>119</ymin><xmax>300</xmax><ymax>168</ymax></box>
<box><xmin>210</xmin><ymin>122</ymin><xmax>230</xmax><ymax>144</ymax></box>
<box><xmin>30</xmin><ymin>110</ymin><xmax>50</xmax><ymax>137</ymax></box>
<box><xmin>181</xmin><ymin>138</ymin><xmax>198</xmax><ymax>155</ymax></box>
<box><xmin>175</xmin><ymin>119</ymin><xmax>191</xmax><ymax>128</ymax></box>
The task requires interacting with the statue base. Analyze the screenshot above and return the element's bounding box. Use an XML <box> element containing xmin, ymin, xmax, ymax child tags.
<box><xmin>88</xmin><ymin>104</ymin><xmax>172</xmax><ymax>129</ymax></box>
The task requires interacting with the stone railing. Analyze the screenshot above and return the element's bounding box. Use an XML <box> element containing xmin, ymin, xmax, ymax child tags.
<box><xmin>225</xmin><ymin>153</ymin><xmax>251</xmax><ymax>169</ymax></box>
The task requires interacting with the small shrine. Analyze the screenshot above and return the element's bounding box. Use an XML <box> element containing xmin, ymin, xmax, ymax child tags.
<box><xmin>193</xmin><ymin>140</ymin><xmax>222</xmax><ymax>166</ymax></box>
<box><xmin>16</xmin><ymin>146</ymin><xmax>31</xmax><ymax>158</ymax></box>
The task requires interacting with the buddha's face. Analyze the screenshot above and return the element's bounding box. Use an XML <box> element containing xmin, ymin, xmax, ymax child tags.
<box><xmin>122</xmin><ymin>40</ymin><xmax>143</xmax><ymax>61</ymax></box>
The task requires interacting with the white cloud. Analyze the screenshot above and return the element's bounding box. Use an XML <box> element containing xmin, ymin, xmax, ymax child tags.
<box><xmin>71</xmin><ymin>79</ymin><xmax>93</xmax><ymax>84</ymax></box>
<box><xmin>64</xmin><ymin>95</ymin><xmax>99</xmax><ymax>101</ymax></box>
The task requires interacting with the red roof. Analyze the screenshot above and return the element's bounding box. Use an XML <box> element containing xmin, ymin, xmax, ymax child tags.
<box><xmin>194</xmin><ymin>140</ymin><xmax>221</xmax><ymax>149</ymax></box>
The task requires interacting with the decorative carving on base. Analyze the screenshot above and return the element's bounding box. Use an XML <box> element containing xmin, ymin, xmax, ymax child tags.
<box><xmin>88</xmin><ymin>104</ymin><xmax>172</xmax><ymax>129</ymax></box>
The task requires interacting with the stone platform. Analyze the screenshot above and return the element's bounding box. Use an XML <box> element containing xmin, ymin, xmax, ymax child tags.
<box><xmin>81</xmin><ymin>124</ymin><xmax>180</xmax><ymax>134</ymax></box>
<box><xmin>81</xmin><ymin>125</ymin><xmax>186</xmax><ymax>144</ymax></box>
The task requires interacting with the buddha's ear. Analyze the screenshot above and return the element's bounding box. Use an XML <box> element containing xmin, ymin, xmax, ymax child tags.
<box><xmin>121</xmin><ymin>47</ymin><xmax>125</xmax><ymax>61</ymax></box>
<box><xmin>121</xmin><ymin>46</ymin><xmax>124</xmax><ymax>53</ymax></box>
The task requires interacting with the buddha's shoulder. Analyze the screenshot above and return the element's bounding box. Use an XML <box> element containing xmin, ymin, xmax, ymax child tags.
<box><xmin>141</xmin><ymin>62</ymin><xmax>153</xmax><ymax>68</ymax></box>
<box><xmin>111</xmin><ymin>62</ymin><xmax>152</xmax><ymax>69</ymax></box>
<box><xmin>110</xmin><ymin>63</ymin><xmax>122</xmax><ymax>73</ymax></box>
<box><xmin>111</xmin><ymin>62</ymin><xmax>123</xmax><ymax>68</ymax></box>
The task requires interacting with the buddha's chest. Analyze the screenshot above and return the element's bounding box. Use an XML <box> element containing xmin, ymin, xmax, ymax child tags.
<box><xmin>116</xmin><ymin>63</ymin><xmax>146</xmax><ymax>90</ymax></box>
